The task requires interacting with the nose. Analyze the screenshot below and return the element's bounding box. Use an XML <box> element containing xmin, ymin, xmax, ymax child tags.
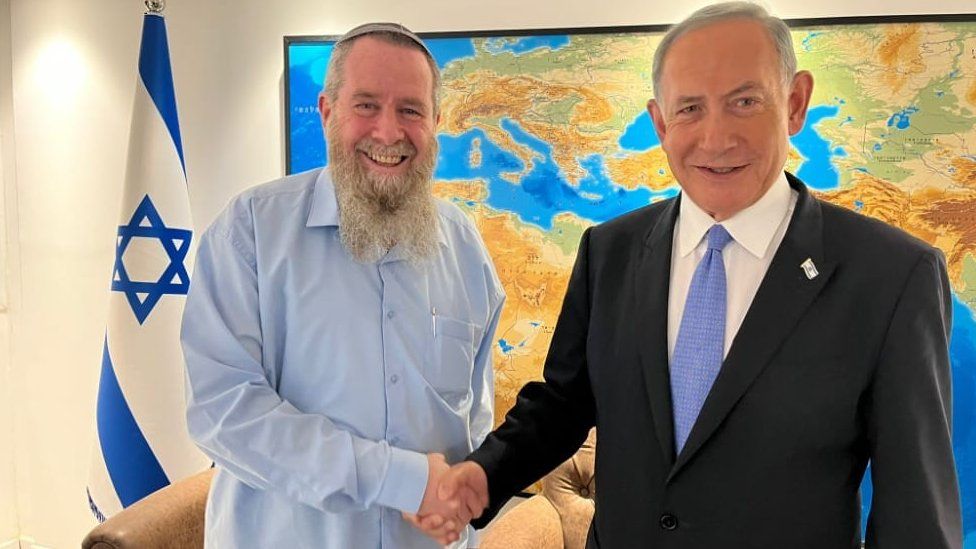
<box><xmin>697</xmin><ymin>110</ymin><xmax>737</xmax><ymax>156</ymax></box>
<box><xmin>371</xmin><ymin>108</ymin><xmax>405</xmax><ymax>145</ymax></box>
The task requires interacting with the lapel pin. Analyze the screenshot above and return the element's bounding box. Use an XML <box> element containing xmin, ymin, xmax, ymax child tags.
<box><xmin>801</xmin><ymin>258</ymin><xmax>819</xmax><ymax>280</ymax></box>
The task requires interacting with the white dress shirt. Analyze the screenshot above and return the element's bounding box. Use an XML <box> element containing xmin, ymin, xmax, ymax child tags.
<box><xmin>668</xmin><ymin>173</ymin><xmax>798</xmax><ymax>362</ymax></box>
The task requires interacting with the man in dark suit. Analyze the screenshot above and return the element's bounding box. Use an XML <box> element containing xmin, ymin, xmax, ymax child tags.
<box><xmin>410</xmin><ymin>2</ymin><xmax>962</xmax><ymax>547</ymax></box>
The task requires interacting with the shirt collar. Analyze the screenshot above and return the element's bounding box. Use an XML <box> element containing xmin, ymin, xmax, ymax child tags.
<box><xmin>305</xmin><ymin>168</ymin><xmax>449</xmax><ymax>248</ymax></box>
<box><xmin>677</xmin><ymin>171</ymin><xmax>791</xmax><ymax>259</ymax></box>
<box><xmin>306</xmin><ymin>168</ymin><xmax>340</xmax><ymax>227</ymax></box>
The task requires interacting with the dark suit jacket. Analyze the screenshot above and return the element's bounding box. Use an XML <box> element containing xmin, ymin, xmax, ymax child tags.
<box><xmin>470</xmin><ymin>173</ymin><xmax>961</xmax><ymax>548</ymax></box>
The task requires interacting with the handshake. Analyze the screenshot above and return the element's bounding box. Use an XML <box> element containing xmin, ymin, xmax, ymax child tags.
<box><xmin>403</xmin><ymin>453</ymin><xmax>490</xmax><ymax>545</ymax></box>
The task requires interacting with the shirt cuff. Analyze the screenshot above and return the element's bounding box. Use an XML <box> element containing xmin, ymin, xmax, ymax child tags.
<box><xmin>375</xmin><ymin>446</ymin><xmax>429</xmax><ymax>513</ymax></box>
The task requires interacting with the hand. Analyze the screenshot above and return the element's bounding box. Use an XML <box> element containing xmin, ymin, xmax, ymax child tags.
<box><xmin>403</xmin><ymin>511</ymin><xmax>461</xmax><ymax>546</ymax></box>
<box><xmin>438</xmin><ymin>461</ymin><xmax>489</xmax><ymax>523</ymax></box>
<box><xmin>404</xmin><ymin>458</ymin><xmax>489</xmax><ymax>545</ymax></box>
<box><xmin>403</xmin><ymin>454</ymin><xmax>466</xmax><ymax>545</ymax></box>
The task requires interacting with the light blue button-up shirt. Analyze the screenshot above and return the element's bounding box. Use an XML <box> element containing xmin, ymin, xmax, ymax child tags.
<box><xmin>182</xmin><ymin>168</ymin><xmax>505</xmax><ymax>548</ymax></box>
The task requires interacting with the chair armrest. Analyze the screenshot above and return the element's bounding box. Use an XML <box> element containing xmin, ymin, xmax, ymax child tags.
<box><xmin>541</xmin><ymin>429</ymin><xmax>595</xmax><ymax>549</ymax></box>
<box><xmin>479</xmin><ymin>495</ymin><xmax>564</xmax><ymax>549</ymax></box>
<box><xmin>82</xmin><ymin>468</ymin><xmax>214</xmax><ymax>549</ymax></box>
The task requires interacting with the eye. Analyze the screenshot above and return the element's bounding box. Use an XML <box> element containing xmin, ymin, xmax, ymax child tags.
<box><xmin>354</xmin><ymin>102</ymin><xmax>377</xmax><ymax>111</ymax></box>
<box><xmin>677</xmin><ymin>104</ymin><xmax>700</xmax><ymax>115</ymax></box>
<box><xmin>401</xmin><ymin>107</ymin><xmax>423</xmax><ymax>117</ymax></box>
<box><xmin>734</xmin><ymin>97</ymin><xmax>760</xmax><ymax>108</ymax></box>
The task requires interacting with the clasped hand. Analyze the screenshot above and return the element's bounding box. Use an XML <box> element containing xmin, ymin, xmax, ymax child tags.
<box><xmin>402</xmin><ymin>453</ymin><xmax>489</xmax><ymax>545</ymax></box>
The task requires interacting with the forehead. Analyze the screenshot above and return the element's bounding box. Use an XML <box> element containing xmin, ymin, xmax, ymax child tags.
<box><xmin>339</xmin><ymin>36</ymin><xmax>434</xmax><ymax>103</ymax></box>
<box><xmin>659</xmin><ymin>18</ymin><xmax>782</xmax><ymax>98</ymax></box>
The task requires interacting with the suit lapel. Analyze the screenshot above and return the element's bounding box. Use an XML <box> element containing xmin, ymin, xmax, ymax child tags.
<box><xmin>669</xmin><ymin>175</ymin><xmax>837</xmax><ymax>480</ymax></box>
<box><xmin>636</xmin><ymin>197</ymin><xmax>680</xmax><ymax>468</ymax></box>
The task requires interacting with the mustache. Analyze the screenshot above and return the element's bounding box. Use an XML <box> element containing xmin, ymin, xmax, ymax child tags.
<box><xmin>354</xmin><ymin>138</ymin><xmax>417</xmax><ymax>158</ymax></box>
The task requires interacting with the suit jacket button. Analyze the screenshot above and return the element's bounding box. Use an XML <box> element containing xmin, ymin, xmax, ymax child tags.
<box><xmin>660</xmin><ymin>513</ymin><xmax>678</xmax><ymax>531</ymax></box>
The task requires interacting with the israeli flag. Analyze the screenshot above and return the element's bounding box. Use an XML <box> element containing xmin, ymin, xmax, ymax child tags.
<box><xmin>87</xmin><ymin>11</ymin><xmax>209</xmax><ymax>522</ymax></box>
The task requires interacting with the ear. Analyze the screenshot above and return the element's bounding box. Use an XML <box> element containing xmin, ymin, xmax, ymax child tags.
<box><xmin>786</xmin><ymin>71</ymin><xmax>814</xmax><ymax>136</ymax></box>
<box><xmin>648</xmin><ymin>98</ymin><xmax>667</xmax><ymax>141</ymax></box>
<box><xmin>318</xmin><ymin>93</ymin><xmax>332</xmax><ymax>127</ymax></box>
<box><xmin>435</xmin><ymin>110</ymin><xmax>442</xmax><ymax>128</ymax></box>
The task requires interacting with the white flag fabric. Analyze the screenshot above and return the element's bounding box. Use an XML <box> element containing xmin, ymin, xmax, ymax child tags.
<box><xmin>87</xmin><ymin>11</ymin><xmax>209</xmax><ymax>522</ymax></box>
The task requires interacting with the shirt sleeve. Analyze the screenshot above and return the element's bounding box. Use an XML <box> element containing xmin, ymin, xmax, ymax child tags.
<box><xmin>181</xmin><ymin>214</ymin><xmax>428</xmax><ymax>515</ymax></box>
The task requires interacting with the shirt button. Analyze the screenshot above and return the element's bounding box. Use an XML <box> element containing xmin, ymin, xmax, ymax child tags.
<box><xmin>659</xmin><ymin>513</ymin><xmax>678</xmax><ymax>531</ymax></box>
<box><xmin>386</xmin><ymin>310</ymin><xmax>396</xmax><ymax>319</ymax></box>
<box><xmin>390</xmin><ymin>374</ymin><xmax>399</xmax><ymax>384</ymax></box>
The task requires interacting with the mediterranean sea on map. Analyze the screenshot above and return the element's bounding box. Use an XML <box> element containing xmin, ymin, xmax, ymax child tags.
<box><xmin>286</xmin><ymin>21</ymin><xmax>976</xmax><ymax>543</ymax></box>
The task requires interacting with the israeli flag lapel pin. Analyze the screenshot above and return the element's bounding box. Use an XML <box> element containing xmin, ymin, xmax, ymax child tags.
<box><xmin>801</xmin><ymin>258</ymin><xmax>819</xmax><ymax>280</ymax></box>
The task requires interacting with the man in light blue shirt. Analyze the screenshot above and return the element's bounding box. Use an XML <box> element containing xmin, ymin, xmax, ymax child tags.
<box><xmin>181</xmin><ymin>22</ymin><xmax>505</xmax><ymax>548</ymax></box>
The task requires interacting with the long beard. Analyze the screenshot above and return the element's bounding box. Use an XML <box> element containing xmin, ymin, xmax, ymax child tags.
<box><xmin>327</xmin><ymin>121</ymin><xmax>439</xmax><ymax>265</ymax></box>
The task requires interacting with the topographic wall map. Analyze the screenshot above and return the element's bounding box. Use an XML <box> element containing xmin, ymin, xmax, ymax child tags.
<box><xmin>286</xmin><ymin>18</ymin><xmax>976</xmax><ymax>543</ymax></box>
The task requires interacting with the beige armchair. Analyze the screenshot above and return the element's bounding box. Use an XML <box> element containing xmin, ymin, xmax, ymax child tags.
<box><xmin>82</xmin><ymin>468</ymin><xmax>214</xmax><ymax>549</ymax></box>
<box><xmin>480</xmin><ymin>428</ymin><xmax>596</xmax><ymax>549</ymax></box>
<box><xmin>82</xmin><ymin>431</ymin><xmax>596</xmax><ymax>549</ymax></box>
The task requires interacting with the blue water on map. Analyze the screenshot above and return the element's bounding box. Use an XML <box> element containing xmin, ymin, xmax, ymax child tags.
<box><xmin>887</xmin><ymin>106</ymin><xmax>919</xmax><ymax>130</ymax></box>
<box><xmin>498</xmin><ymin>339</ymin><xmax>514</xmax><ymax>353</ymax></box>
<box><xmin>427</xmin><ymin>38</ymin><xmax>477</xmax><ymax>68</ymax></box>
<box><xmin>436</xmin><ymin>119</ymin><xmax>675</xmax><ymax>230</ymax></box>
<box><xmin>287</xmin><ymin>43</ymin><xmax>333</xmax><ymax>173</ymax></box>
<box><xmin>791</xmin><ymin>105</ymin><xmax>844</xmax><ymax>190</ymax></box>
<box><xmin>619</xmin><ymin>111</ymin><xmax>661</xmax><ymax>151</ymax></box>
<box><xmin>486</xmin><ymin>35</ymin><xmax>571</xmax><ymax>55</ymax></box>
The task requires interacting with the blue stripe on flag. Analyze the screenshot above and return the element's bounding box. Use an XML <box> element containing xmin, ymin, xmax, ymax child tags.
<box><xmin>96</xmin><ymin>336</ymin><xmax>171</xmax><ymax>506</ymax></box>
<box><xmin>138</xmin><ymin>14</ymin><xmax>185</xmax><ymax>174</ymax></box>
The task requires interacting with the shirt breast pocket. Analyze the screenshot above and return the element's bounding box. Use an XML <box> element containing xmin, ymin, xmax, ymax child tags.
<box><xmin>430</xmin><ymin>315</ymin><xmax>481</xmax><ymax>407</ymax></box>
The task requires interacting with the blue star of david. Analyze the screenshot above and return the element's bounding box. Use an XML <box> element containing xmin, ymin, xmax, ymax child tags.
<box><xmin>112</xmin><ymin>194</ymin><xmax>192</xmax><ymax>325</ymax></box>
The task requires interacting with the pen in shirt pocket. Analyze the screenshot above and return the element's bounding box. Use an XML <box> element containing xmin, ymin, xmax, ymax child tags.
<box><xmin>432</xmin><ymin>307</ymin><xmax>437</xmax><ymax>338</ymax></box>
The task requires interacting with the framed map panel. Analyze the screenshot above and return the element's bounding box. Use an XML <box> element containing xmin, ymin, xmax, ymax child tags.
<box><xmin>285</xmin><ymin>16</ymin><xmax>976</xmax><ymax>541</ymax></box>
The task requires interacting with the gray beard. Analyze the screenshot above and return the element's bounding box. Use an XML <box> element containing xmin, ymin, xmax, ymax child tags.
<box><xmin>327</xmin><ymin>121</ymin><xmax>439</xmax><ymax>265</ymax></box>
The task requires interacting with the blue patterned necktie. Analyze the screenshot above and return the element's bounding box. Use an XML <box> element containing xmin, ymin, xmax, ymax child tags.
<box><xmin>671</xmin><ymin>224</ymin><xmax>733</xmax><ymax>453</ymax></box>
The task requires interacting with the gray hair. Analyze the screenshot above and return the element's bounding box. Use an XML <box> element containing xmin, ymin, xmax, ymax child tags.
<box><xmin>652</xmin><ymin>2</ymin><xmax>797</xmax><ymax>100</ymax></box>
<box><xmin>323</xmin><ymin>24</ymin><xmax>441</xmax><ymax>114</ymax></box>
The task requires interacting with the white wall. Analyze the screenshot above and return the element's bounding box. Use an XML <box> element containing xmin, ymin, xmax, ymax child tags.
<box><xmin>0</xmin><ymin>0</ymin><xmax>18</xmax><ymax>540</ymax></box>
<box><xmin>0</xmin><ymin>0</ymin><xmax>21</xmax><ymax>544</ymax></box>
<box><xmin>4</xmin><ymin>0</ymin><xmax>974</xmax><ymax>546</ymax></box>
<box><xmin>7</xmin><ymin>1</ymin><xmax>138</xmax><ymax>545</ymax></box>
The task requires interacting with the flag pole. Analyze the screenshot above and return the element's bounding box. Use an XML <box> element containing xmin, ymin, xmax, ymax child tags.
<box><xmin>145</xmin><ymin>1</ymin><xmax>165</xmax><ymax>14</ymax></box>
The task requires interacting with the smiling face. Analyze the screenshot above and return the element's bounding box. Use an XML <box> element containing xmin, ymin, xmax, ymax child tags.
<box><xmin>316</xmin><ymin>34</ymin><xmax>441</xmax><ymax>264</ymax></box>
<box><xmin>648</xmin><ymin>18</ymin><xmax>813</xmax><ymax>221</ymax></box>
<box><xmin>318</xmin><ymin>35</ymin><xmax>439</xmax><ymax>188</ymax></box>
